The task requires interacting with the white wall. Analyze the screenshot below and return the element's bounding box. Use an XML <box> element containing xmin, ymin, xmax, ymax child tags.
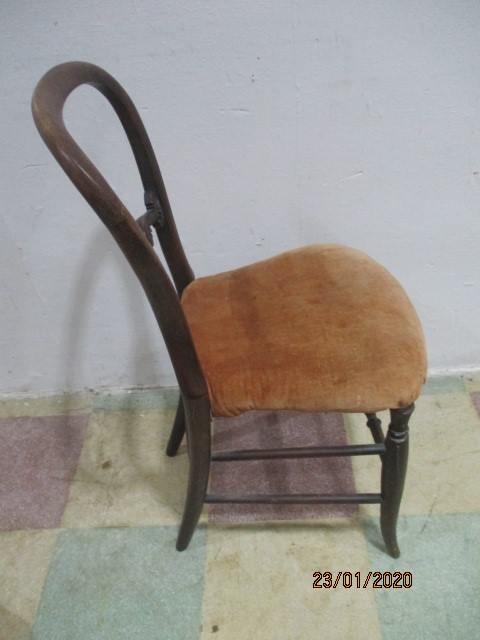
<box><xmin>2</xmin><ymin>1</ymin><xmax>480</xmax><ymax>396</ymax></box>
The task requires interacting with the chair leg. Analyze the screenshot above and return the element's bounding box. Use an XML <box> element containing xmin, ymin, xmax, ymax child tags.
<box><xmin>166</xmin><ymin>396</ymin><xmax>186</xmax><ymax>457</ymax></box>
<box><xmin>380</xmin><ymin>403</ymin><xmax>414</xmax><ymax>558</ymax></box>
<box><xmin>365</xmin><ymin>412</ymin><xmax>385</xmax><ymax>447</ymax></box>
<box><xmin>176</xmin><ymin>395</ymin><xmax>211</xmax><ymax>551</ymax></box>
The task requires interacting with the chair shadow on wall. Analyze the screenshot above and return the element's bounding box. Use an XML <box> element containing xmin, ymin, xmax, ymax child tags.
<box><xmin>60</xmin><ymin>226</ymin><xmax>189</xmax><ymax>521</ymax></box>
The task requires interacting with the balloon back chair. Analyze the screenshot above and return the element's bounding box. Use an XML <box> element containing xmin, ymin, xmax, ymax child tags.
<box><xmin>32</xmin><ymin>62</ymin><xmax>427</xmax><ymax>557</ymax></box>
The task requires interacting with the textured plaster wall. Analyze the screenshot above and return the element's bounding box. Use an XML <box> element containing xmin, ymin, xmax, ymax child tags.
<box><xmin>2</xmin><ymin>1</ymin><xmax>480</xmax><ymax>395</ymax></box>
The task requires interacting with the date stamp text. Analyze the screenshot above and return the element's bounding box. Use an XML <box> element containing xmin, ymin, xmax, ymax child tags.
<box><xmin>312</xmin><ymin>571</ymin><xmax>412</xmax><ymax>589</ymax></box>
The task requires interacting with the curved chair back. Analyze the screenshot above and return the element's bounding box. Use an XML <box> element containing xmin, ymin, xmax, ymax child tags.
<box><xmin>32</xmin><ymin>61</ymin><xmax>207</xmax><ymax>400</ymax></box>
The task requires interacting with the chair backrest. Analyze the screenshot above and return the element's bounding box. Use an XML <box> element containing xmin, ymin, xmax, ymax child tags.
<box><xmin>32</xmin><ymin>61</ymin><xmax>207</xmax><ymax>400</ymax></box>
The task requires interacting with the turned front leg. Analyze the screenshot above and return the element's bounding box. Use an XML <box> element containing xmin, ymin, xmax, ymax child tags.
<box><xmin>380</xmin><ymin>404</ymin><xmax>414</xmax><ymax>558</ymax></box>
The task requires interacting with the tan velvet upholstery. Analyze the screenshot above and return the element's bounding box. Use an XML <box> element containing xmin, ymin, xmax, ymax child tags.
<box><xmin>181</xmin><ymin>244</ymin><xmax>427</xmax><ymax>417</ymax></box>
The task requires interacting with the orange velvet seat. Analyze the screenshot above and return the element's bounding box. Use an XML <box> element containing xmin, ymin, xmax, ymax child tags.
<box><xmin>182</xmin><ymin>244</ymin><xmax>427</xmax><ymax>417</ymax></box>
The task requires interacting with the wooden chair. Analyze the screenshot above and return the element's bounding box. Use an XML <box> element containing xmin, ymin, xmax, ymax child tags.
<box><xmin>32</xmin><ymin>62</ymin><xmax>427</xmax><ymax>557</ymax></box>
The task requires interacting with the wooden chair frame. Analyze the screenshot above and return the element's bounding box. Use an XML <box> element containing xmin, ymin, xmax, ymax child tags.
<box><xmin>32</xmin><ymin>61</ymin><xmax>414</xmax><ymax>557</ymax></box>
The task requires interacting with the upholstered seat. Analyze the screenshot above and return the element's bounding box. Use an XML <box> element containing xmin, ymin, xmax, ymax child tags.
<box><xmin>182</xmin><ymin>244</ymin><xmax>426</xmax><ymax>417</ymax></box>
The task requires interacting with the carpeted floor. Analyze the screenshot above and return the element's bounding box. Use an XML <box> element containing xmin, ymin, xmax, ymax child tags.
<box><xmin>1</xmin><ymin>375</ymin><xmax>479</xmax><ymax>639</ymax></box>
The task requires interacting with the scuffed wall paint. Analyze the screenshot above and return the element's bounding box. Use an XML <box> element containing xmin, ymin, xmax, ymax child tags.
<box><xmin>1</xmin><ymin>1</ymin><xmax>480</xmax><ymax>395</ymax></box>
